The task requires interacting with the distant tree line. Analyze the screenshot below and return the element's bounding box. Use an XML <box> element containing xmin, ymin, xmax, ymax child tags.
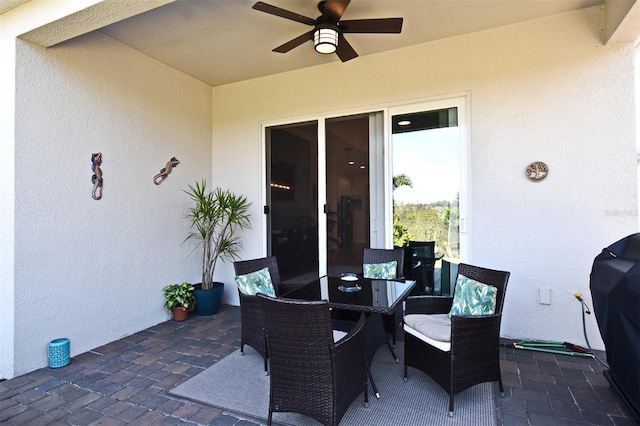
<box><xmin>393</xmin><ymin>173</ymin><xmax>459</xmax><ymax>258</ymax></box>
<box><xmin>393</xmin><ymin>200</ymin><xmax>459</xmax><ymax>258</ymax></box>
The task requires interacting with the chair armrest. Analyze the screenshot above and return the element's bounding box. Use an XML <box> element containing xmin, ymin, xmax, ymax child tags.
<box><xmin>405</xmin><ymin>296</ymin><xmax>453</xmax><ymax>315</ymax></box>
<box><xmin>238</xmin><ymin>291</ymin><xmax>257</xmax><ymax>306</ymax></box>
<box><xmin>333</xmin><ymin>314</ymin><xmax>366</xmax><ymax>349</ymax></box>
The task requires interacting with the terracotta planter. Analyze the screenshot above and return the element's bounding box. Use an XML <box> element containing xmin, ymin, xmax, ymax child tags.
<box><xmin>172</xmin><ymin>306</ymin><xmax>189</xmax><ymax>321</ymax></box>
<box><xmin>193</xmin><ymin>282</ymin><xmax>225</xmax><ymax>316</ymax></box>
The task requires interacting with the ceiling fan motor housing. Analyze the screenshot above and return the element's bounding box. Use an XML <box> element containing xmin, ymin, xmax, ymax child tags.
<box><xmin>253</xmin><ymin>0</ymin><xmax>403</xmax><ymax>62</ymax></box>
<box><xmin>314</xmin><ymin>23</ymin><xmax>340</xmax><ymax>54</ymax></box>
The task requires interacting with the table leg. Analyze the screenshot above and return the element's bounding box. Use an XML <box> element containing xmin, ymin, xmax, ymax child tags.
<box><xmin>367</xmin><ymin>363</ymin><xmax>380</xmax><ymax>399</ymax></box>
<box><xmin>386</xmin><ymin>338</ymin><xmax>399</xmax><ymax>364</ymax></box>
<box><xmin>332</xmin><ymin>312</ymin><xmax>399</xmax><ymax>397</ymax></box>
<box><xmin>364</xmin><ymin>314</ymin><xmax>399</xmax><ymax>363</ymax></box>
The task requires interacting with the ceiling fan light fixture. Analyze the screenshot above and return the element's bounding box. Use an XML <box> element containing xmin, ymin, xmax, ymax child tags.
<box><xmin>314</xmin><ymin>26</ymin><xmax>338</xmax><ymax>54</ymax></box>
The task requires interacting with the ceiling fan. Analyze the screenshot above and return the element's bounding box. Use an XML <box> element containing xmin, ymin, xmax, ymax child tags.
<box><xmin>252</xmin><ymin>0</ymin><xmax>403</xmax><ymax>62</ymax></box>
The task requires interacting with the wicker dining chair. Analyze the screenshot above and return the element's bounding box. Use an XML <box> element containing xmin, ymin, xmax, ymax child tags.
<box><xmin>403</xmin><ymin>263</ymin><xmax>510</xmax><ymax>416</ymax></box>
<box><xmin>362</xmin><ymin>248</ymin><xmax>405</xmax><ymax>345</ymax></box>
<box><xmin>408</xmin><ymin>241</ymin><xmax>440</xmax><ymax>294</ymax></box>
<box><xmin>233</xmin><ymin>256</ymin><xmax>283</xmax><ymax>373</ymax></box>
<box><xmin>257</xmin><ymin>294</ymin><xmax>368</xmax><ymax>426</ymax></box>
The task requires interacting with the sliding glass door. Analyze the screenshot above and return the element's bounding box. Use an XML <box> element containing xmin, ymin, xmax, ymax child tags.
<box><xmin>263</xmin><ymin>98</ymin><xmax>466</xmax><ymax>285</ymax></box>
<box><xmin>266</xmin><ymin>122</ymin><xmax>319</xmax><ymax>281</ymax></box>
<box><xmin>325</xmin><ymin>114</ymin><xmax>371</xmax><ymax>274</ymax></box>
<box><xmin>265</xmin><ymin>113</ymin><xmax>383</xmax><ymax>281</ymax></box>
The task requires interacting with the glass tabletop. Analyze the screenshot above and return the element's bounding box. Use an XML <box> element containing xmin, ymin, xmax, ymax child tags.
<box><xmin>282</xmin><ymin>276</ymin><xmax>416</xmax><ymax>315</ymax></box>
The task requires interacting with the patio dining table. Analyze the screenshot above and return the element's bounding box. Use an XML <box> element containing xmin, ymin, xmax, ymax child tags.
<box><xmin>281</xmin><ymin>275</ymin><xmax>416</xmax><ymax>398</ymax></box>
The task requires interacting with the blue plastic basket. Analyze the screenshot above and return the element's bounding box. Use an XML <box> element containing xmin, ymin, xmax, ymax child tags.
<box><xmin>48</xmin><ymin>338</ymin><xmax>70</xmax><ymax>368</ymax></box>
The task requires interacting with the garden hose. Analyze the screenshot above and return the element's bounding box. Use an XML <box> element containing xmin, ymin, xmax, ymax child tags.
<box><xmin>574</xmin><ymin>293</ymin><xmax>609</xmax><ymax>368</ymax></box>
<box><xmin>513</xmin><ymin>340</ymin><xmax>594</xmax><ymax>358</ymax></box>
<box><xmin>512</xmin><ymin>293</ymin><xmax>610</xmax><ymax>362</ymax></box>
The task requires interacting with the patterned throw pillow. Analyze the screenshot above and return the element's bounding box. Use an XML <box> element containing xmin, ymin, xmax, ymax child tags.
<box><xmin>448</xmin><ymin>274</ymin><xmax>497</xmax><ymax>317</ymax></box>
<box><xmin>363</xmin><ymin>260</ymin><xmax>398</xmax><ymax>280</ymax></box>
<box><xmin>235</xmin><ymin>267</ymin><xmax>276</xmax><ymax>297</ymax></box>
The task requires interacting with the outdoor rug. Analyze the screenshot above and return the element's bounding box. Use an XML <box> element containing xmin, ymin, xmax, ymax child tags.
<box><xmin>169</xmin><ymin>343</ymin><xmax>497</xmax><ymax>425</ymax></box>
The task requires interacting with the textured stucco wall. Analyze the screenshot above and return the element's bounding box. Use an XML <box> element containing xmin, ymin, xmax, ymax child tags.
<box><xmin>11</xmin><ymin>31</ymin><xmax>211</xmax><ymax>377</ymax></box>
<box><xmin>211</xmin><ymin>7</ymin><xmax>638</xmax><ymax>349</ymax></box>
<box><xmin>1</xmin><ymin>0</ymin><xmax>114</xmax><ymax>382</ymax></box>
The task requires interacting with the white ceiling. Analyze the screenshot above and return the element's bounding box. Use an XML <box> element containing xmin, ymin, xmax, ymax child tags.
<box><xmin>96</xmin><ymin>0</ymin><xmax>604</xmax><ymax>87</ymax></box>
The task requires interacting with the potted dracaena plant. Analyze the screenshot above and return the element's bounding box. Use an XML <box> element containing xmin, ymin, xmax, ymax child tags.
<box><xmin>184</xmin><ymin>180</ymin><xmax>251</xmax><ymax>315</ymax></box>
<box><xmin>163</xmin><ymin>282</ymin><xmax>196</xmax><ymax>321</ymax></box>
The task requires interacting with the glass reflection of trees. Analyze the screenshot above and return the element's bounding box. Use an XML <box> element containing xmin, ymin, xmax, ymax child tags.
<box><xmin>393</xmin><ymin>173</ymin><xmax>459</xmax><ymax>259</ymax></box>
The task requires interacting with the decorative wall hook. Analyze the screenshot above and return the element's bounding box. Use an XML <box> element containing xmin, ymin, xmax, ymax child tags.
<box><xmin>91</xmin><ymin>152</ymin><xmax>103</xmax><ymax>200</ymax></box>
<box><xmin>526</xmin><ymin>161</ymin><xmax>548</xmax><ymax>182</ymax></box>
<box><xmin>154</xmin><ymin>157</ymin><xmax>180</xmax><ymax>185</ymax></box>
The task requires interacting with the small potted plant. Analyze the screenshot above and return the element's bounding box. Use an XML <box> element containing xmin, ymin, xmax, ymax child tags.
<box><xmin>163</xmin><ymin>282</ymin><xmax>196</xmax><ymax>321</ymax></box>
<box><xmin>184</xmin><ymin>180</ymin><xmax>251</xmax><ymax>315</ymax></box>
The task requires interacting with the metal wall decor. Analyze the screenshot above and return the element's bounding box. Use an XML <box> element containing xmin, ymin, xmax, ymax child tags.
<box><xmin>526</xmin><ymin>161</ymin><xmax>548</xmax><ymax>182</ymax></box>
<box><xmin>91</xmin><ymin>152</ymin><xmax>103</xmax><ymax>200</ymax></box>
<box><xmin>154</xmin><ymin>157</ymin><xmax>180</xmax><ymax>185</ymax></box>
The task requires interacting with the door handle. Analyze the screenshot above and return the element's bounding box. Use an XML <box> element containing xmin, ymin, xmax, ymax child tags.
<box><xmin>264</xmin><ymin>205</ymin><xmax>270</xmax><ymax>214</ymax></box>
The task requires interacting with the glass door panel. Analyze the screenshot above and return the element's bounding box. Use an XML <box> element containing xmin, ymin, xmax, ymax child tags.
<box><xmin>391</xmin><ymin>106</ymin><xmax>462</xmax><ymax>295</ymax></box>
<box><xmin>266</xmin><ymin>122</ymin><xmax>318</xmax><ymax>281</ymax></box>
<box><xmin>266</xmin><ymin>112</ymin><xmax>383</xmax><ymax>282</ymax></box>
<box><xmin>325</xmin><ymin>114</ymin><xmax>371</xmax><ymax>274</ymax></box>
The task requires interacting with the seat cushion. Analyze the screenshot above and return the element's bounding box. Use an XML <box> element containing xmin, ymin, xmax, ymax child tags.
<box><xmin>448</xmin><ymin>274</ymin><xmax>497</xmax><ymax>317</ymax></box>
<box><xmin>363</xmin><ymin>260</ymin><xmax>397</xmax><ymax>279</ymax></box>
<box><xmin>235</xmin><ymin>267</ymin><xmax>276</xmax><ymax>297</ymax></box>
<box><xmin>403</xmin><ymin>314</ymin><xmax>451</xmax><ymax>352</ymax></box>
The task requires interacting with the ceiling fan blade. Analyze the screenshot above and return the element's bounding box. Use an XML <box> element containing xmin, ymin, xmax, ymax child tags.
<box><xmin>336</xmin><ymin>33</ymin><xmax>358</xmax><ymax>62</ymax></box>
<box><xmin>323</xmin><ymin>0</ymin><xmax>351</xmax><ymax>22</ymax></box>
<box><xmin>253</xmin><ymin>2</ymin><xmax>316</xmax><ymax>26</ymax></box>
<box><xmin>339</xmin><ymin>18</ymin><xmax>403</xmax><ymax>34</ymax></box>
<box><xmin>273</xmin><ymin>30</ymin><xmax>314</xmax><ymax>53</ymax></box>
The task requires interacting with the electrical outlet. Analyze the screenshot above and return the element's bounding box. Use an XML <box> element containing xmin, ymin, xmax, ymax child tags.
<box><xmin>539</xmin><ymin>288</ymin><xmax>551</xmax><ymax>305</ymax></box>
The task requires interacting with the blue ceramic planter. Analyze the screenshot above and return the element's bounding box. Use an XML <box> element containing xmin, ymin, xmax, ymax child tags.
<box><xmin>193</xmin><ymin>282</ymin><xmax>224</xmax><ymax>316</ymax></box>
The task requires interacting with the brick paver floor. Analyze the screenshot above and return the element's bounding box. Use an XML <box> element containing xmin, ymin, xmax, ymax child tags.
<box><xmin>0</xmin><ymin>305</ymin><xmax>635</xmax><ymax>425</ymax></box>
